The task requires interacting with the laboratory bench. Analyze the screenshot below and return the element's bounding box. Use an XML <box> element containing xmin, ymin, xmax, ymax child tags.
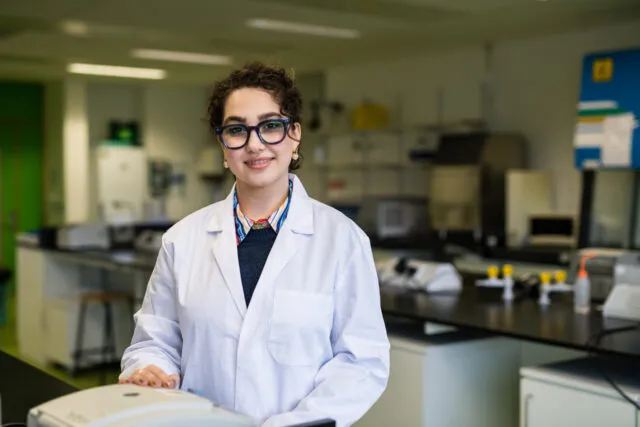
<box><xmin>16</xmin><ymin>243</ymin><xmax>640</xmax><ymax>362</ymax></box>
<box><xmin>380</xmin><ymin>275</ymin><xmax>640</xmax><ymax>359</ymax></box>
<box><xmin>17</xmin><ymin>244</ymin><xmax>158</xmax><ymax>272</ymax></box>
<box><xmin>15</xmin><ymin>244</ymin><xmax>156</xmax><ymax>371</ymax></box>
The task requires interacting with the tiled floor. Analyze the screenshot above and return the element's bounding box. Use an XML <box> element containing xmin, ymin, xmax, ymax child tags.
<box><xmin>1</xmin><ymin>289</ymin><xmax>121</xmax><ymax>389</ymax></box>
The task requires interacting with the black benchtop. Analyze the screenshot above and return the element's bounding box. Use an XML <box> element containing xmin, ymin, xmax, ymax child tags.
<box><xmin>0</xmin><ymin>351</ymin><xmax>77</xmax><ymax>423</ymax></box>
<box><xmin>19</xmin><ymin>242</ymin><xmax>157</xmax><ymax>271</ymax></box>
<box><xmin>381</xmin><ymin>276</ymin><xmax>640</xmax><ymax>359</ymax></box>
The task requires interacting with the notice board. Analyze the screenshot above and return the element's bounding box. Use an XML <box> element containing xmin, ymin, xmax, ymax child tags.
<box><xmin>574</xmin><ymin>48</ymin><xmax>640</xmax><ymax>169</ymax></box>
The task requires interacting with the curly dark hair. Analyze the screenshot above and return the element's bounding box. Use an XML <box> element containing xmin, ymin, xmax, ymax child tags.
<box><xmin>207</xmin><ymin>62</ymin><xmax>304</xmax><ymax>171</ymax></box>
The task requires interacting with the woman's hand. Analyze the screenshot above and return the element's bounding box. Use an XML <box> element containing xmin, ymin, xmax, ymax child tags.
<box><xmin>118</xmin><ymin>364</ymin><xmax>180</xmax><ymax>389</ymax></box>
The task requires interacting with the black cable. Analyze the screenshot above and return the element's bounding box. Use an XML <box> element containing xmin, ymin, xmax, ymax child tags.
<box><xmin>585</xmin><ymin>324</ymin><xmax>640</xmax><ymax>410</ymax></box>
<box><xmin>1</xmin><ymin>423</ymin><xmax>27</xmax><ymax>427</ymax></box>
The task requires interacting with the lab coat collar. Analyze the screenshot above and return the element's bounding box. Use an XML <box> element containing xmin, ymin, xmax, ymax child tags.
<box><xmin>205</xmin><ymin>174</ymin><xmax>314</xmax><ymax>317</ymax></box>
<box><xmin>205</xmin><ymin>174</ymin><xmax>314</xmax><ymax>235</ymax></box>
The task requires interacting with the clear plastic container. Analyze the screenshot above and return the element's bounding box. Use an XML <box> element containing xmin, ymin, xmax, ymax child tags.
<box><xmin>574</xmin><ymin>255</ymin><xmax>594</xmax><ymax>314</ymax></box>
<box><xmin>574</xmin><ymin>275</ymin><xmax>591</xmax><ymax>313</ymax></box>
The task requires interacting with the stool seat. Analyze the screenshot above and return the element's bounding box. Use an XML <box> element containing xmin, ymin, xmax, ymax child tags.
<box><xmin>79</xmin><ymin>292</ymin><xmax>132</xmax><ymax>303</ymax></box>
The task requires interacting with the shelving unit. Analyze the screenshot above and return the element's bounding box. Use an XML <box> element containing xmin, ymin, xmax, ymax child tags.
<box><xmin>311</xmin><ymin>128</ymin><xmax>438</xmax><ymax>204</ymax></box>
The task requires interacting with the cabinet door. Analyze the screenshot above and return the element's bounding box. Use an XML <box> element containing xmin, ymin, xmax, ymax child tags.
<box><xmin>16</xmin><ymin>248</ymin><xmax>46</xmax><ymax>365</ymax></box>
<box><xmin>356</xmin><ymin>343</ymin><xmax>425</xmax><ymax>427</ymax></box>
<box><xmin>521</xmin><ymin>378</ymin><xmax>636</xmax><ymax>427</ymax></box>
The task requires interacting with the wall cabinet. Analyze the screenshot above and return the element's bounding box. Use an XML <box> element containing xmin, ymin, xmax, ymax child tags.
<box><xmin>317</xmin><ymin>130</ymin><xmax>436</xmax><ymax>203</ymax></box>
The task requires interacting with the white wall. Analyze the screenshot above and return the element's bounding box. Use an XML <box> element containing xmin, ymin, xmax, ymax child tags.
<box><xmin>327</xmin><ymin>47</ymin><xmax>486</xmax><ymax>127</ymax></box>
<box><xmin>142</xmin><ymin>84</ymin><xmax>216</xmax><ymax>220</ymax></box>
<box><xmin>326</xmin><ymin>19</ymin><xmax>640</xmax><ymax>215</ymax></box>
<box><xmin>87</xmin><ymin>83</ymin><xmax>143</xmax><ymax>145</ymax></box>
<box><xmin>62</xmin><ymin>78</ymin><xmax>90</xmax><ymax>224</ymax></box>
<box><xmin>44</xmin><ymin>81</ymin><xmax>65</xmax><ymax>225</ymax></box>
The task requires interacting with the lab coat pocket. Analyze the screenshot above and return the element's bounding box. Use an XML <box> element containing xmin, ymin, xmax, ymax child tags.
<box><xmin>268</xmin><ymin>289</ymin><xmax>334</xmax><ymax>367</ymax></box>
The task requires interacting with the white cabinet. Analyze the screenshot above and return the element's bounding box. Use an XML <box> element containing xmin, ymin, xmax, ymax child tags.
<box><xmin>520</xmin><ymin>358</ymin><xmax>640</xmax><ymax>427</ymax></box>
<box><xmin>17</xmin><ymin>246</ymin><xmax>134</xmax><ymax>370</ymax></box>
<box><xmin>356</xmin><ymin>332</ymin><xmax>522</xmax><ymax>427</ymax></box>
<box><xmin>357</xmin><ymin>336</ymin><xmax>425</xmax><ymax>427</ymax></box>
<box><xmin>16</xmin><ymin>247</ymin><xmax>47</xmax><ymax>365</ymax></box>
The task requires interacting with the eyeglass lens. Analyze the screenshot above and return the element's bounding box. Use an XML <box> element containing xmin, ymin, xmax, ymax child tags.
<box><xmin>222</xmin><ymin>119</ymin><xmax>287</xmax><ymax>148</ymax></box>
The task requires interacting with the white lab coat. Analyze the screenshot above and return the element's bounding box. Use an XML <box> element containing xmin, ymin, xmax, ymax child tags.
<box><xmin>120</xmin><ymin>174</ymin><xmax>390</xmax><ymax>427</ymax></box>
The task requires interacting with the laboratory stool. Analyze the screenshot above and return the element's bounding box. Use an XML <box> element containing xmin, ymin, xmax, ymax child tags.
<box><xmin>70</xmin><ymin>291</ymin><xmax>135</xmax><ymax>384</ymax></box>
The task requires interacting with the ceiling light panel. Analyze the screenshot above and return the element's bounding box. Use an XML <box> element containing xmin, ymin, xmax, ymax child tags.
<box><xmin>131</xmin><ymin>48</ymin><xmax>232</xmax><ymax>65</ymax></box>
<box><xmin>60</xmin><ymin>20</ymin><xmax>89</xmax><ymax>36</ymax></box>
<box><xmin>246</xmin><ymin>19</ymin><xmax>361</xmax><ymax>39</ymax></box>
<box><xmin>67</xmin><ymin>63</ymin><xmax>166</xmax><ymax>79</ymax></box>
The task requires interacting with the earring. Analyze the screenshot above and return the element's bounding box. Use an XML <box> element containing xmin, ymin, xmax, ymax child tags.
<box><xmin>223</xmin><ymin>159</ymin><xmax>228</xmax><ymax>168</ymax></box>
<box><xmin>292</xmin><ymin>152</ymin><xmax>299</xmax><ymax>160</ymax></box>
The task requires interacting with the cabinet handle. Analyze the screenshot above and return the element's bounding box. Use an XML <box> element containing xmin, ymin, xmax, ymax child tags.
<box><xmin>523</xmin><ymin>393</ymin><xmax>533</xmax><ymax>427</ymax></box>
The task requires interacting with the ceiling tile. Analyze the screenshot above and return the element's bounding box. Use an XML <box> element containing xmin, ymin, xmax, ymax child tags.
<box><xmin>0</xmin><ymin>0</ymin><xmax>96</xmax><ymax>21</ymax></box>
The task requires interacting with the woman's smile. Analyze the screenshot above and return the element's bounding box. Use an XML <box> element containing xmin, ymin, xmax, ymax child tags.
<box><xmin>245</xmin><ymin>157</ymin><xmax>275</xmax><ymax>169</ymax></box>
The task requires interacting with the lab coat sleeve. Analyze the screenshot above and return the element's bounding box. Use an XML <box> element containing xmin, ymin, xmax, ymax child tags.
<box><xmin>119</xmin><ymin>237</ymin><xmax>183</xmax><ymax>380</ymax></box>
<box><xmin>262</xmin><ymin>236</ymin><xmax>391</xmax><ymax>427</ymax></box>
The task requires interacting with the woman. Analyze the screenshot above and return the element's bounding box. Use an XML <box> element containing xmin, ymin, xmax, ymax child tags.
<box><xmin>118</xmin><ymin>62</ymin><xmax>390</xmax><ymax>427</ymax></box>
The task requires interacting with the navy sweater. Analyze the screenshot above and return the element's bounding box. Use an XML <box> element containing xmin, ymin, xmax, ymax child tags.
<box><xmin>237</xmin><ymin>226</ymin><xmax>277</xmax><ymax>305</ymax></box>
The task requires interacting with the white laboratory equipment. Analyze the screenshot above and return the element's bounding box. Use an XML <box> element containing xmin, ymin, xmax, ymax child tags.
<box><xmin>376</xmin><ymin>257</ymin><xmax>462</xmax><ymax>293</ymax></box>
<box><xmin>604</xmin><ymin>251</ymin><xmax>640</xmax><ymax>322</ymax></box>
<box><xmin>96</xmin><ymin>145</ymin><xmax>147</xmax><ymax>224</ymax></box>
<box><xmin>27</xmin><ymin>384</ymin><xmax>255</xmax><ymax>427</ymax></box>
<box><xmin>56</xmin><ymin>224</ymin><xmax>110</xmax><ymax>250</ymax></box>
<box><xmin>526</xmin><ymin>214</ymin><xmax>578</xmax><ymax>248</ymax></box>
<box><xmin>520</xmin><ymin>358</ymin><xmax>640</xmax><ymax>427</ymax></box>
<box><xmin>603</xmin><ymin>282</ymin><xmax>640</xmax><ymax>321</ymax></box>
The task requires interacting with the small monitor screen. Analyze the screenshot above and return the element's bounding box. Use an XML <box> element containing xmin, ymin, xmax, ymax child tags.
<box><xmin>530</xmin><ymin>217</ymin><xmax>574</xmax><ymax>236</ymax></box>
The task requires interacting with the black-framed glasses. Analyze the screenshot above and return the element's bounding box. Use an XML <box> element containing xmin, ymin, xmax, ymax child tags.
<box><xmin>215</xmin><ymin>117</ymin><xmax>291</xmax><ymax>150</ymax></box>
